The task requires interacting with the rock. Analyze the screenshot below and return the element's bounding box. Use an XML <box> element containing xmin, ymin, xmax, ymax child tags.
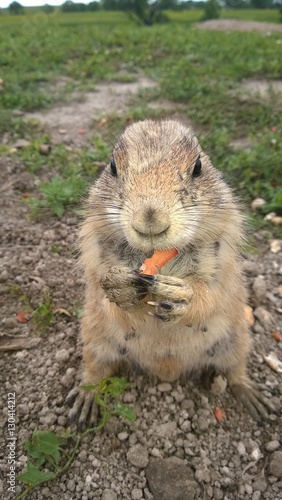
<box><xmin>102</xmin><ymin>490</ymin><xmax>117</xmax><ymax>500</ymax></box>
<box><xmin>197</xmin><ymin>416</ymin><xmax>209</xmax><ymax>432</ymax></box>
<box><xmin>242</xmin><ymin>260</ymin><xmax>258</xmax><ymax>275</ymax></box>
<box><xmin>245</xmin><ymin>484</ymin><xmax>252</xmax><ymax>494</ymax></box>
<box><xmin>263</xmin><ymin>352</ymin><xmax>282</xmax><ymax>374</ymax></box>
<box><xmin>210</xmin><ymin>375</ymin><xmax>227</xmax><ymax>395</ymax></box>
<box><xmin>156</xmin><ymin>421</ymin><xmax>177</xmax><ymax>437</ymax></box>
<box><xmin>253</xmin><ymin>307</ymin><xmax>273</xmax><ymax>330</ymax></box>
<box><xmin>272</xmin><ymin>216</ymin><xmax>282</xmax><ymax>226</ymax></box>
<box><xmin>252</xmin><ymin>478</ymin><xmax>267</xmax><ymax>492</ymax></box>
<box><xmin>252</xmin><ymin>492</ymin><xmax>261</xmax><ymax>500</ymax></box>
<box><xmin>13</xmin><ymin>139</ymin><xmax>31</xmax><ymax>149</ymax></box>
<box><xmin>144</xmin><ymin>488</ymin><xmax>154</xmax><ymax>500</ymax></box>
<box><xmin>157</xmin><ymin>382</ymin><xmax>172</xmax><ymax>392</ymax></box>
<box><xmin>118</xmin><ymin>431</ymin><xmax>129</xmax><ymax>441</ymax></box>
<box><xmin>245</xmin><ymin>439</ymin><xmax>262</xmax><ymax>460</ymax></box>
<box><xmin>55</xmin><ymin>349</ymin><xmax>70</xmax><ymax>363</ymax></box>
<box><xmin>127</xmin><ymin>445</ymin><xmax>149</xmax><ymax>468</ymax></box>
<box><xmin>251</xmin><ymin>198</ymin><xmax>266</xmax><ymax>210</ymax></box>
<box><xmin>146</xmin><ymin>458</ymin><xmax>197</xmax><ymax>500</ymax></box>
<box><xmin>39</xmin><ymin>144</ymin><xmax>51</xmax><ymax>155</ymax></box>
<box><xmin>0</xmin><ymin>269</ymin><xmax>9</xmax><ymax>282</ymax></box>
<box><xmin>237</xmin><ymin>441</ymin><xmax>246</xmax><ymax>456</ymax></box>
<box><xmin>270</xmin><ymin>240</ymin><xmax>281</xmax><ymax>254</ymax></box>
<box><xmin>268</xmin><ymin>451</ymin><xmax>282</xmax><ymax>478</ymax></box>
<box><xmin>123</xmin><ymin>393</ymin><xmax>136</xmax><ymax>403</ymax></box>
<box><xmin>61</xmin><ymin>367</ymin><xmax>76</xmax><ymax>387</ymax></box>
<box><xmin>253</xmin><ymin>321</ymin><xmax>264</xmax><ymax>335</ymax></box>
<box><xmin>43</xmin><ymin>229</ymin><xmax>56</xmax><ymax>240</ymax></box>
<box><xmin>264</xmin><ymin>212</ymin><xmax>276</xmax><ymax>221</ymax></box>
<box><xmin>131</xmin><ymin>488</ymin><xmax>143</xmax><ymax>499</ymax></box>
<box><xmin>151</xmin><ymin>447</ymin><xmax>163</xmax><ymax>458</ymax></box>
<box><xmin>213</xmin><ymin>487</ymin><xmax>223</xmax><ymax>499</ymax></box>
<box><xmin>195</xmin><ymin>466</ymin><xmax>210</xmax><ymax>483</ymax></box>
<box><xmin>265</xmin><ymin>440</ymin><xmax>280</xmax><ymax>452</ymax></box>
<box><xmin>252</xmin><ymin>276</ymin><xmax>267</xmax><ymax>304</ymax></box>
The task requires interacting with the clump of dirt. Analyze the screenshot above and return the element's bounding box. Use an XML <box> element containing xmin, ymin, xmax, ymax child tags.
<box><xmin>197</xmin><ymin>19</ymin><xmax>282</xmax><ymax>33</ymax></box>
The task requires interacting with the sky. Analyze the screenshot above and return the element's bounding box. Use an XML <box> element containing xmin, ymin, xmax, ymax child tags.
<box><xmin>0</xmin><ymin>1</ymin><xmax>86</xmax><ymax>7</ymax></box>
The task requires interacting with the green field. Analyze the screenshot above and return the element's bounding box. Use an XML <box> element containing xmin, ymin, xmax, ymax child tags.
<box><xmin>0</xmin><ymin>8</ymin><xmax>280</xmax><ymax>25</ymax></box>
<box><xmin>0</xmin><ymin>9</ymin><xmax>281</xmax><ymax>218</ymax></box>
<box><xmin>168</xmin><ymin>8</ymin><xmax>280</xmax><ymax>23</ymax></box>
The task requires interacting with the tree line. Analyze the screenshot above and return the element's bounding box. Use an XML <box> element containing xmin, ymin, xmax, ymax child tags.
<box><xmin>6</xmin><ymin>0</ymin><xmax>282</xmax><ymax>16</ymax></box>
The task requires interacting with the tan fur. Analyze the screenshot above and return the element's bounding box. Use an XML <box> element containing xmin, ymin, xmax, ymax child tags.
<box><xmin>69</xmin><ymin>119</ymin><xmax>274</xmax><ymax>424</ymax></box>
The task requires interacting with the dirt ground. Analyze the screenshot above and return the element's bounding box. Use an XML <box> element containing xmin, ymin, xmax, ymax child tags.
<box><xmin>197</xmin><ymin>19</ymin><xmax>282</xmax><ymax>33</ymax></box>
<box><xmin>1</xmin><ymin>22</ymin><xmax>282</xmax><ymax>499</ymax></box>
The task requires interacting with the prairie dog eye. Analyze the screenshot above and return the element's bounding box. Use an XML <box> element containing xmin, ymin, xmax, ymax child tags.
<box><xmin>192</xmin><ymin>156</ymin><xmax>202</xmax><ymax>178</ymax></box>
<box><xmin>110</xmin><ymin>159</ymin><xmax>117</xmax><ymax>177</ymax></box>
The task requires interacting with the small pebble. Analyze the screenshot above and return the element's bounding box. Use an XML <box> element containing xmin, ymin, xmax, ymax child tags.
<box><xmin>210</xmin><ymin>375</ymin><xmax>227</xmax><ymax>395</ymax></box>
<box><xmin>127</xmin><ymin>445</ymin><xmax>149</xmax><ymax>468</ymax></box>
<box><xmin>131</xmin><ymin>488</ymin><xmax>143</xmax><ymax>500</ymax></box>
<box><xmin>252</xmin><ymin>276</ymin><xmax>267</xmax><ymax>304</ymax></box>
<box><xmin>118</xmin><ymin>432</ymin><xmax>129</xmax><ymax>441</ymax></box>
<box><xmin>265</xmin><ymin>440</ymin><xmax>280</xmax><ymax>452</ymax></box>
<box><xmin>157</xmin><ymin>382</ymin><xmax>172</xmax><ymax>392</ymax></box>
<box><xmin>245</xmin><ymin>484</ymin><xmax>252</xmax><ymax>495</ymax></box>
<box><xmin>101</xmin><ymin>490</ymin><xmax>117</xmax><ymax>500</ymax></box>
<box><xmin>268</xmin><ymin>451</ymin><xmax>282</xmax><ymax>478</ymax></box>
<box><xmin>55</xmin><ymin>349</ymin><xmax>70</xmax><ymax>363</ymax></box>
<box><xmin>251</xmin><ymin>198</ymin><xmax>266</xmax><ymax>210</ymax></box>
<box><xmin>252</xmin><ymin>491</ymin><xmax>261</xmax><ymax>500</ymax></box>
<box><xmin>253</xmin><ymin>307</ymin><xmax>273</xmax><ymax>329</ymax></box>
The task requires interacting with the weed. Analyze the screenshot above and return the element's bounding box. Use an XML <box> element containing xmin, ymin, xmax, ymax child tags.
<box><xmin>17</xmin><ymin>377</ymin><xmax>136</xmax><ymax>500</ymax></box>
<box><xmin>8</xmin><ymin>286</ymin><xmax>54</xmax><ymax>334</ymax></box>
<box><xmin>82</xmin><ymin>376</ymin><xmax>136</xmax><ymax>427</ymax></box>
<box><xmin>32</xmin><ymin>292</ymin><xmax>54</xmax><ymax>334</ymax></box>
<box><xmin>71</xmin><ymin>301</ymin><xmax>83</xmax><ymax>319</ymax></box>
<box><xmin>28</xmin><ymin>174</ymin><xmax>87</xmax><ymax>217</ymax></box>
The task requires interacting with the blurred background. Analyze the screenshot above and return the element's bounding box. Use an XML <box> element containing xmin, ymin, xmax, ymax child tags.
<box><xmin>0</xmin><ymin>0</ymin><xmax>281</xmax><ymax>223</ymax></box>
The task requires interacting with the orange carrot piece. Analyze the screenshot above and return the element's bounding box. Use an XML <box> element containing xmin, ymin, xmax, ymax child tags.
<box><xmin>140</xmin><ymin>248</ymin><xmax>178</xmax><ymax>275</ymax></box>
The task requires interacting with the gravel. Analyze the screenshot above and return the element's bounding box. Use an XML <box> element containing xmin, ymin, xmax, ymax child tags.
<box><xmin>0</xmin><ymin>142</ymin><xmax>281</xmax><ymax>500</ymax></box>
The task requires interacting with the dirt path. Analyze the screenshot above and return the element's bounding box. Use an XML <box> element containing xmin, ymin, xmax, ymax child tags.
<box><xmin>0</xmin><ymin>81</ymin><xmax>282</xmax><ymax>499</ymax></box>
<box><xmin>197</xmin><ymin>19</ymin><xmax>282</xmax><ymax>33</ymax></box>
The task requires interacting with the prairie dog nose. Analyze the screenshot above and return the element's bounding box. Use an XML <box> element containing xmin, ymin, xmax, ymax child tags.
<box><xmin>132</xmin><ymin>207</ymin><xmax>170</xmax><ymax>235</ymax></box>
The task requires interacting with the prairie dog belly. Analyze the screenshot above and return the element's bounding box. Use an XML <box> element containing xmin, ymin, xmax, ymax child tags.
<box><xmin>94</xmin><ymin>310</ymin><xmax>237</xmax><ymax>382</ymax></box>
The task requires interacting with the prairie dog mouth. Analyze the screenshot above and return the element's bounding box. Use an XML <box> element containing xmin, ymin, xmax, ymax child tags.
<box><xmin>133</xmin><ymin>227</ymin><xmax>170</xmax><ymax>238</ymax></box>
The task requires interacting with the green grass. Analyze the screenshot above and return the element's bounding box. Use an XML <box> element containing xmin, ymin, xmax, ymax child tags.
<box><xmin>167</xmin><ymin>8</ymin><xmax>280</xmax><ymax>23</ymax></box>
<box><xmin>221</xmin><ymin>9</ymin><xmax>280</xmax><ymax>23</ymax></box>
<box><xmin>0</xmin><ymin>10</ymin><xmax>281</xmax><ymax>217</ymax></box>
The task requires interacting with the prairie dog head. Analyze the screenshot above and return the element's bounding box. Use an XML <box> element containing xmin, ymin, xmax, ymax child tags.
<box><xmin>89</xmin><ymin>120</ymin><xmax>241</xmax><ymax>253</ymax></box>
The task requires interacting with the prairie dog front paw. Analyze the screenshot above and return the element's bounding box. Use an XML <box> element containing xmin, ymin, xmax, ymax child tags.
<box><xmin>131</xmin><ymin>273</ymin><xmax>194</xmax><ymax>322</ymax></box>
<box><xmin>100</xmin><ymin>266</ymin><xmax>148</xmax><ymax>309</ymax></box>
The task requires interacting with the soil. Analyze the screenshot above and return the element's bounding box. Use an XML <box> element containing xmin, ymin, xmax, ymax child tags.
<box><xmin>0</xmin><ymin>75</ymin><xmax>282</xmax><ymax>499</ymax></box>
<box><xmin>26</xmin><ymin>77</ymin><xmax>159</xmax><ymax>146</ymax></box>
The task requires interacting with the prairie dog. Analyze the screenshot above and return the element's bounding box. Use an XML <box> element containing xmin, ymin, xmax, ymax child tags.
<box><xmin>67</xmin><ymin>119</ymin><xmax>275</xmax><ymax>426</ymax></box>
